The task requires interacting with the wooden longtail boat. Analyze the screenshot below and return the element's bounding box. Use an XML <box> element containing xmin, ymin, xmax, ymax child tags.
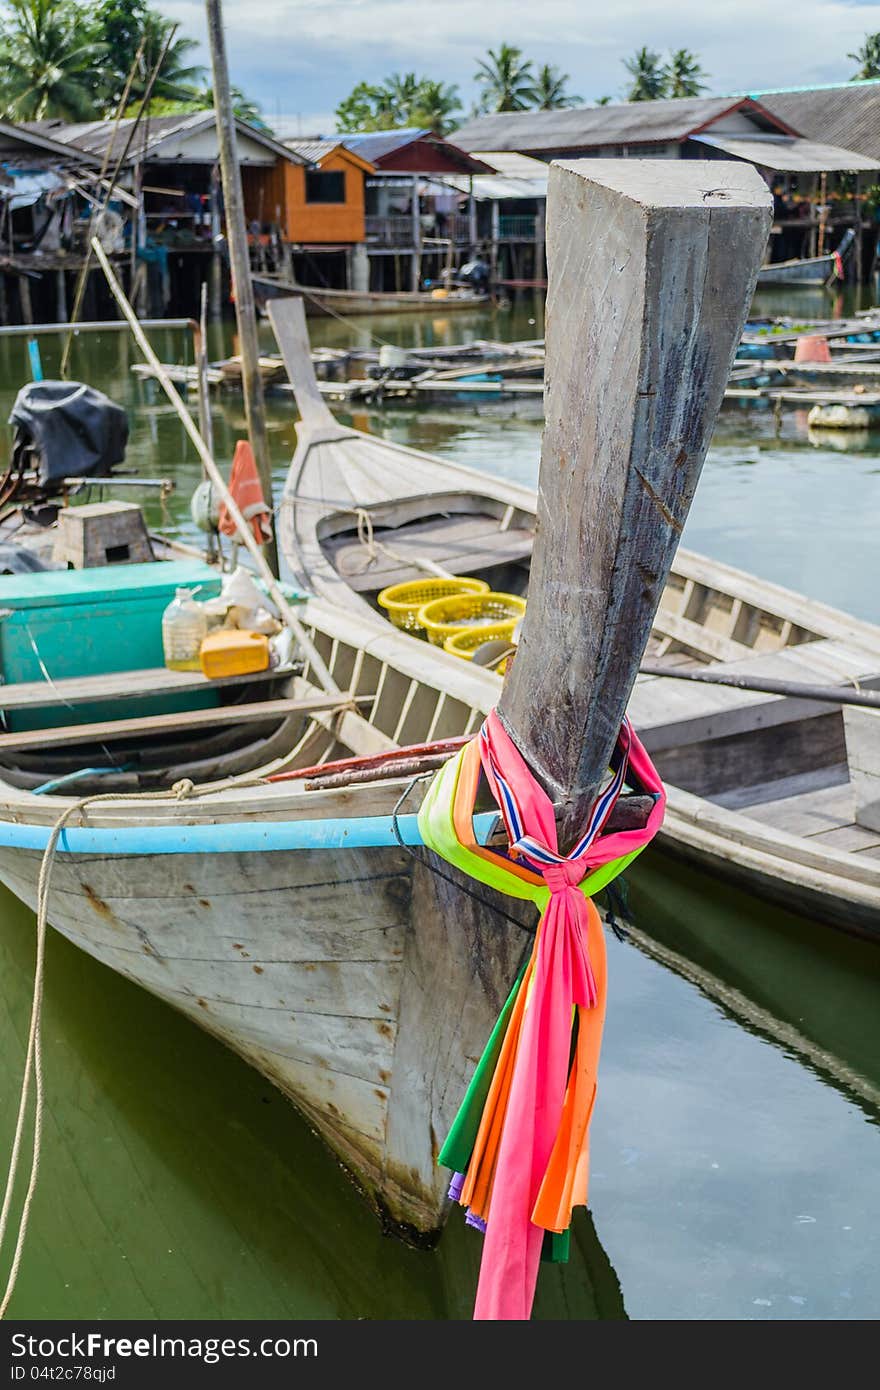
<box><xmin>756</xmin><ymin>229</ymin><xmax>854</xmax><ymax>289</ymax></box>
<box><xmin>252</xmin><ymin>274</ymin><xmax>489</xmax><ymax>318</ymax></box>
<box><xmin>0</xmin><ymin>161</ymin><xmax>769</xmax><ymax>1235</ymax></box>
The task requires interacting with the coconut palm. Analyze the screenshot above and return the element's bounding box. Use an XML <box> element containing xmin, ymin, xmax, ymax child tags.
<box><xmin>474</xmin><ymin>43</ymin><xmax>537</xmax><ymax>112</ymax></box>
<box><xmin>410</xmin><ymin>79</ymin><xmax>461</xmax><ymax>135</ymax></box>
<box><xmin>623</xmin><ymin>46</ymin><xmax>666</xmax><ymax>102</ymax></box>
<box><xmin>384</xmin><ymin>71</ymin><xmax>422</xmax><ymax>123</ymax></box>
<box><xmin>663</xmin><ymin>48</ymin><xmax>707</xmax><ymax>98</ymax></box>
<box><xmin>849</xmin><ymin>33</ymin><xmax>880</xmax><ymax>80</ymax></box>
<box><xmin>127</xmin><ymin>10</ymin><xmax>205</xmax><ymax>106</ymax></box>
<box><xmin>0</xmin><ymin>0</ymin><xmax>107</xmax><ymax>121</ymax></box>
<box><xmin>534</xmin><ymin>63</ymin><xmax>581</xmax><ymax>110</ymax></box>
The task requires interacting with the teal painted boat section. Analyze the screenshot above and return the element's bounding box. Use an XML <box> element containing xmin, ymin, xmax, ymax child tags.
<box><xmin>0</xmin><ymin>559</ymin><xmax>222</xmax><ymax>730</ymax></box>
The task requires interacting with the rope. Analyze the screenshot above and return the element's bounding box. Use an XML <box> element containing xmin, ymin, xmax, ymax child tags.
<box><xmin>0</xmin><ymin>766</ymin><xmax>271</xmax><ymax>1316</ymax></box>
<box><xmin>353</xmin><ymin>506</ymin><xmax>451</xmax><ymax>580</ymax></box>
<box><xmin>0</xmin><ymin>777</ymin><xmax>178</xmax><ymax>1316</ymax></box>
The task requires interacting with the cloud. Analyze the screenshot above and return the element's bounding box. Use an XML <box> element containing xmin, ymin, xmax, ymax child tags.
<box><xmin>164</xmin><ymin>0</ymin><xmax>880</xmax><ymax>128</ymax></box>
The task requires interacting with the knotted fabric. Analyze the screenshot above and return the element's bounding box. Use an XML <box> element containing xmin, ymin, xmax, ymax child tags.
<box><xmin>419</xmin><ymin>707</ymin><xmax>665</xmax><ymax>1321</ymax></box>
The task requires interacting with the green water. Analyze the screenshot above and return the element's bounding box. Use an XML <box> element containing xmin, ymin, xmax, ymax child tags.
<box><xmin>1</xmin><ymin>293</ymin><xmax>879</xmax><ymax>1320</ymax></box>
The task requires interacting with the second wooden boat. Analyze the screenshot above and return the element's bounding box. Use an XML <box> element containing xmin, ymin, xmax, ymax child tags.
<box><xmin>252</xmin><ymin>274</ymin><xmax>489</xmax><ymax>317</ymax></box>
<box><xmin>756</xmin><ymin>228</ymin><xmax>854</xmax><ymax>288</ymax></box>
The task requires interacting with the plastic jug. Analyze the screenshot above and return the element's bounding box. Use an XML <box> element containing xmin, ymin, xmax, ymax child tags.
<box><xmin>162</xmin><ymin>588</ymin><xmax>207</xmax><ymax>671</ymax></box>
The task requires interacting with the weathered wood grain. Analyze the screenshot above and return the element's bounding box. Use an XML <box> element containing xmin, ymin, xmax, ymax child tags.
<box><xmin>498</xmin><ymin>160</ymin><xmax>772</xmax><ymax>844</ymax></box>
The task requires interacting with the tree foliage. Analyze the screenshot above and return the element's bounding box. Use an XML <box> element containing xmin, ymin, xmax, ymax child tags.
<box><xmin>474</xmin><ymin>43</ymin><xmax>537</xmax><ymax>112</ymax></box>
<box><xmin>335</xmin><ymin>72</ymin><xmax>460</xmax><ymax>134</ymax></box>
<box><xmin>663</xmin><ymin>48</ymin><xmax>707</xmax><ymax>98</ymax></box>
<box><xmin>0</xmin><ymin>0</ymin><xmax>107</xmax><ymax>120</ymax></box>
<box><xmin>623</xmin><ymin>46</ymin><xmax>667</xmax><ymax>102</ymax></box>
<box><xmin>849</xmin><ymin>32</ymin><xmax>880</xmax><ymax>80</ymax></box>
<box><xmin>0</xmin><ymin>0</ymin><xmax>264</xmax><ymax>125</ymax></box>
<box><xmin>534</xmin><ymin>63</ymin><xmax>581</xmax><ymax>110</ymax></box>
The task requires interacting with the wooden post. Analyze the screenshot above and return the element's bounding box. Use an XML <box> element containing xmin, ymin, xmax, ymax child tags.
<box><xmin>534</xmin><ymin>196</ymin><xmax>546</xmax><ymax>284</ymax></box>
<box><xmin>468</xmin><ymin>175</ymin><xmax>477</xmax><ymax>255</ymax></box>
<box><xmin>55</xmin><ymin>268</ymin><xmax>67</xmax><ymax>322</ymax></box>
<box><xmin>18</xmin><ymin>275</ymin><xmax>33</xmax><ymax>326</ymax></box>
<box><xmin>854</xmin><ymin>173</ymin><xmax>864</xmax><ymax>285</ymax></box>
<box><xmin>497</xmin><ymin>160</ymin><xmax>771</xmax><ymax>846</ymax></box>
<box><xmin>410</xmin><ymin>173</ymin><xmax>421</xmax><ymax>292</ymax></box>
<box><xmin>205</xmin><ymin>0</ymin><xmax>279</xmax><ymax>575</ymax></box>
<box><xmin>490</xmin><ymin>200</ymin><xmax>500</xmax><ymax>285</ymax></box>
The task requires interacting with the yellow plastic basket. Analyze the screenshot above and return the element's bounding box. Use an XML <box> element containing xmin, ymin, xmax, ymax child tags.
<box><xmin>443</xmin><ymin>623</ymin><xmax>518</xmax><ymax>673</ymax></box>
<box><xmin>419</xmin><ymin>591</ymin><xmax>526</xmax><ymax>647</ymax></box>
<box><xmin>377</xmin><ymin>576</ymin><xmax>488</xmax><ymax>633</ymax></box>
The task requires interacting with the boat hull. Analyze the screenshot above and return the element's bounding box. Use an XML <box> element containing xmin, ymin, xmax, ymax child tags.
<box><xmin>0</xmin><ymin>832</ymin><xmax>531</xmax><ymax>1237</ymax></box>
<box><xmin>253</xmin><ymin>276</ymin><xmax>489</xmax><ymax>316</ymax></box>
<box><xmin>756</xmin><ymin>256</ymin><xmax>834</xmax><ymax>288</ymax></box>
<box><xmin>659</xmin><ymin>791</ymin><xmax>880</xmax><ymax>940</ymax></box>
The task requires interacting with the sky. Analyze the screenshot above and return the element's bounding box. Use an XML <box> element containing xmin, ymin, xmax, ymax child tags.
<box><xmin>165</xmin><ymin>0</ymin><xmax>880</xmax><ymax>133</ymax></box>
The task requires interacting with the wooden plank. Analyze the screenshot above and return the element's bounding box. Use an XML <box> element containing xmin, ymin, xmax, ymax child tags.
<box><xmin>809</xmin><ymin>823</ymin><xmax>880</xmax><ymax>853</ymax></box>
<box><xmin>0</xmin><ymin>690</ymin><xmax>356</xmax><ymax>751</ymax></box>
<box><xmin>498</xmin><ymin>160</ymin><xmax>771</xmax><ymax>843</ymax></box>
<box><xmin>741</xmin><ymin>779</ymin><xmax>855</xmax><ymax>836</ymax></box>
<box><xmin>651</xmin><ymin>611</ymin><xmax>753</xmax><ymax>663</ymax></box>
<box><xmin>0</xmin><ymin>663</ymin><xmax>283</xmax><ymax>711</ymax></box>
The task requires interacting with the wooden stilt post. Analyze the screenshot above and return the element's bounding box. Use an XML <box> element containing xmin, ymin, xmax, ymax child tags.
<box><xmin>410</xmin><ymin>173</ymin><xmax>421</xmax><ymax>292</ymax></box>
<box><xmin>205</xmin><ymin>0</ymin><xmax>279</xmax><ymax>576</ymax></box>
<box><xmin>497</xmin><ymin>160</ymin><xmax>771</xmax><ymax>846</ymax></box>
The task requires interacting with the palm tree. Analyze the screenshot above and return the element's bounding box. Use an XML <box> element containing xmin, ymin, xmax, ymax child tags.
<box><xmin>411</xmin><ymin>79</ymin><xmax>461</xmax><ymax>135</ymax></box>
<box><xmin>129</xmin><ymin>11</ymin><xmax>204</xmax><ymax>106</ymax></box>
<box><xmin>663</xmin><ymin>48</ymin><xmax>707</xmax><ymax>98</ymax></box>
<box><xmin>595</xmin><ymin>95</ymin><xmax>613</xmax><ymax>106</ymax></box>
<box><xmin>0</xmin><ymin>0</ymin><xmax>107</xmax><ymax>121</ymax></box>
<box><xmin>384</xmin><ymin>71</ymin><xmax>422</xmax><ymax>124</ymax></box>
<box><xmin>534</xmin><ymin>63</ymin><xmax>582</xmax><ymax>110</ymax></box>
<box><xmin>849</xmin><ymin>33</ymin><xmax>880</xmax><ymax>80</ymax></box>
<box><xmin>623</xmin><ymin>46</ymin><xmax>666</xmax><ymax>102</ymax></box>
<box><xmin>474</xmin><ymin>43</ymin><xmax>537</xmax><ymax>112</ymax></box>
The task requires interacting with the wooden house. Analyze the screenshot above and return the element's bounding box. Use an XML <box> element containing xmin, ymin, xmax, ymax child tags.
<box><xmin>272</xmin><ymin>139</ymin><xmax>375</xmax><ymax>289</ymax></box>
<box><xmin>455</xmin><ymin>94</ymin><xmax>880</xmax><ymax>278</ymax></box>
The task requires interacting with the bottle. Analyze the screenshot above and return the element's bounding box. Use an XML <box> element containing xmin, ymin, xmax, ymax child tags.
<box><xmin>162</xmin><ymin>588</ymin><xmax>207</xmax><ymax>671</ymax></box>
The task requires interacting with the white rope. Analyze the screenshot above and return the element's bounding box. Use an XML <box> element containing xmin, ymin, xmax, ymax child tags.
<box><xmin>353</xmin><ymin>506</ymin><xmax>451</xmax><ymax>580</ymax></box>
<box><xmin>0</xmin><ymin>774</ymin><xmax>234</xmax><ymax>1317</ymax></box>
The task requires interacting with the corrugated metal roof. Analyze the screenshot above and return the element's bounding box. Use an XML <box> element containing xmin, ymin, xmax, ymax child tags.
<box><xmin>0</xmin><ymin>119</ymin><xmax>100</xmax><ymax>165</ymax></box>
<box><xmin>441</xmin><ymin>152</ymin><xmax>549</xmax><ymax>200</ymax></box>
<box><xmin>454</xmin><ymin>96</ymin><xmax>770</xmax><ymax>153</ymax></box>
<box><xmin>692</xmin><ymin>132</ymin><xmax>880</xmax><ymax>172</ymax></box>
<box><xmin>283</xmin><ymin>138</ymin><xmax>343</xmax><ymax>163</ymax></box>
<box><xmin>22</xmin><ymin>114</ymin><xmax>305</xmax><ymax>166</ymax></box>
<box><xmin>340</xmin><ymin>128</ymin><xmax>429</xmax><ymax>163</ymax></box>
<box><xmin>750</xmin><ymin>82</ymin><xmax>880</xmax><ymax>163</ymax></box>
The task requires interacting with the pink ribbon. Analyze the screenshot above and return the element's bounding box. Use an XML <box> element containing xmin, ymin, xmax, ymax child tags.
<box><xmin>471</xmin><ymin>710</ymin><xmax>664</xmax><ymax>1320</ymax></box>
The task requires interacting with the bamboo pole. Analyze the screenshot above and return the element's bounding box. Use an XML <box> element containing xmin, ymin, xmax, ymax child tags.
<box><xmin>91</xmin><ymin>237</ymin><xmax>339</xmax><ymax>695</ymax></box>
<box><xmin>638</xmin><ymin>661</ymin><xmax>880</xmax><ymax>710</ymax></box>
<box><xmin>205</xmin><ymin>0</ymin><xmax>279</xmax><ymax>577</ymax></box>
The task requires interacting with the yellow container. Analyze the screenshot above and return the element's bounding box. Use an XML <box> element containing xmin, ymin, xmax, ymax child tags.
<box><xmin>443</xmin><ymin>623</ymin><xmax>519</xmax><ymax>671</ymax></box>
<box><xmin>377</xmin><ymin>576</ymin><xmax>489</xmax><ymax>633</ymax></box>
<box><xmin>199</xmin><ymin>629</ymin><xmax>270</xmax><ymax>679</ymax></box>
<box><xmin>419</xmin><ymin>591</ymin><xmax>526</xmax><ymax>647</ymax></box>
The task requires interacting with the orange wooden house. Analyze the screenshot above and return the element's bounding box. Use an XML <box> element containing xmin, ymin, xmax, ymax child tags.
<box><xmin>243</xmin><ymin>139</ymin><xmax>374</xmax><ymax>285</ymax></box>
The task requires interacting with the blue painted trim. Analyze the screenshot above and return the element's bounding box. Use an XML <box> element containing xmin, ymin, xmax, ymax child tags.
<box><xmin>0</xmin><ymin>811</ymin><xmax>498</xmax><ymax>857</ymax></box>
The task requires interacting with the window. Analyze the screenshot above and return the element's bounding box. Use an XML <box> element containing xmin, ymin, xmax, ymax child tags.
<box><xmin>305</xmin><ymin>170</ymin><xmax>345</xmax><ymax>204</ymax></box>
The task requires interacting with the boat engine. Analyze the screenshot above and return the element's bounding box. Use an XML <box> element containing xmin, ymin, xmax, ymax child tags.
<box><xmin>1</xmin><ymin>380</ymin><xmax>129</xmax><ymax>514</ymax></box>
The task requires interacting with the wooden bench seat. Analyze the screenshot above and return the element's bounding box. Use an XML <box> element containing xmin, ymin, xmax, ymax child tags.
<box><xmin>0</xmin><ymin>691</ymin><xmax>358</xmax><ymax>752</ymax></box>
<box><xmin>0</xmin><ymin>663</ymin><xmax>284</xmax><ymax>712</ymax></box>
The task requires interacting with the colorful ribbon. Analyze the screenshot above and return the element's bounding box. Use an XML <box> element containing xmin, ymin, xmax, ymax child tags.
<box><xmin>419</xmin><ymin>709</ymin><xmax>665</xmax><ymax>1320</ymax></box>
